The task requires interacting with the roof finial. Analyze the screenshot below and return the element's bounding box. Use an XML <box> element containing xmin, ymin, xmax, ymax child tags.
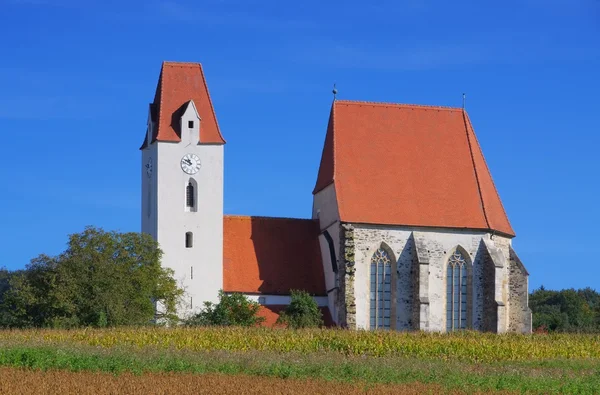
<box><xmin>462</xmin><ymin>93</ymin><xmax>466</xmax><ymax>110</ymax></box>
<box><xmin>332</xmin><ymin>83</ymin><xmax>338</xmax><ymax>100</ymax></box>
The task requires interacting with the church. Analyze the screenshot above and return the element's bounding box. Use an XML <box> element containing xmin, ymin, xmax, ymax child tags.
<box><xmin>140</xmin><ymin>61</ymin><xmax>532</xmax><ymax>333</ymax></box>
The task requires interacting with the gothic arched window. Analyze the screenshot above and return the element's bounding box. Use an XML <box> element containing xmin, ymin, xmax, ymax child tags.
<box><xmin>446</xmin><ymin>249</ymin><xmax>469</xmax><ymax>331</ymax></box>
<box><xmin>370</xmin><ymin>247</ymin><xmax>393</xmax><ymax>329</ymax></box>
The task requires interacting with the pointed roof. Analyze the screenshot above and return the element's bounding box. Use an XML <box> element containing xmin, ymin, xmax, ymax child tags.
<box><xmin>140</xmin><ymin>61</ymin><xmax>225</xmax><ymax>149</ymax></box>
<box><xmin>313</xmin><ymin>100</ymin><xmax>515</xmax><ymax>237</ymax></box>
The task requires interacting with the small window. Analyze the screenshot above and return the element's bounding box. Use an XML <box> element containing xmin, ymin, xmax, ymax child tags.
<box><xmin>185</xmin><ymin>232</ymin><xmax>193</xmax><ymax>248</ymax></box>
<box><xmin>188</xmin><ymin>120</ymin><xmax>194</xmax><ymax>128</ymax></box>
<box><xmin>190</xmin><ymin>266</ymin><xmax>194</xmax><ymax>279</ymax></box>
<box><xmin>190</xmin><ymin>297</ymin><xmax>193</xmax><ymax>309</ymax></box>
<box><xmin>186</xmin><ymin>182</ymin><xmax>195</xmax><ymax>208</ymax></box>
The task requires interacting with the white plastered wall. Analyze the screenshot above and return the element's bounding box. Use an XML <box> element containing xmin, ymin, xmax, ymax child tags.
<box><xmin>141</xmin><ymin>104</ymin><xmax>224</xmax><ymax>319</ymax></box>
<box><xmin>312</xmin><ymin>183</ymin><xmax>341</xmax><ymax>324</ymax></box>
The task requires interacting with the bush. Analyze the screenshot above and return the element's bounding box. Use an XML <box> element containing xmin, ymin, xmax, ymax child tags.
<box><xmin>185</xmin><ymin>291</ymin><xmax>265</xmax><ymax>327</ymax></box>
<box><xmin>276</xmin><ymin>290</ymin><xmax>323</xmax><ymax>329</ymax></box>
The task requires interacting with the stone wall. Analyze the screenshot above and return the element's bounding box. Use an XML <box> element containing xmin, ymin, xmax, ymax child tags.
<box><xmin>478</xmin><ymin>241</ymin><xmax>498</xmax><ymax>332</ymax></box>
<box><xmin>348</xmin><ymin>224</ymin><xmax>528</xmax><ymax>332</ymax></box>
<box><xmin>338</xmin><ymin>223</ymin><xmax>356</xmax><ymax>328</ymax></box>
<box><xmin>413</xmin><ymin>234</ymin><xmax>430</xmax><ymax>330</ymax></box>
<box><xmin>508</xmin><ymin>247</ymin><xmax>532</xmax><ymax>333</ymax></box>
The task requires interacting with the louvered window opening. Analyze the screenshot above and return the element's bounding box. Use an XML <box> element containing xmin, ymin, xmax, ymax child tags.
<box><xmin>370</xmin><ymin>248</ymin><xmax>392</xmax><ymax>329</ymax></box>
<box><xmin>186</xmin><ymin>182</ymin><xmax>195</xmax><ymax>208</ymax></box>
<box><xmin>446</xmin><ymin>250</ymin><xmax>467</xmax><ymax>331</ymax></box>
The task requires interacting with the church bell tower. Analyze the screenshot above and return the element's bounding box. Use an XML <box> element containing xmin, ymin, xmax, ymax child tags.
<box><xmin>140</xmin><ymin>61</ymin><xmax>226</xmax><ymax>317</ymax></box>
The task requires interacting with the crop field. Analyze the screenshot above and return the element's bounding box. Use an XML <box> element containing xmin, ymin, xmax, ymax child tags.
<box><xmin>0</xmin><ymin>328</ymin><xmax>599</xmax><ymax>394</ymax></box>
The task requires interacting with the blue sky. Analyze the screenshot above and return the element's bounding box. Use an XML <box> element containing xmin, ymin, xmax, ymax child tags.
<box><xmin>0</xmin><ymin>0</ymin><xmax>598</xmax><ymax>291</ymax></box>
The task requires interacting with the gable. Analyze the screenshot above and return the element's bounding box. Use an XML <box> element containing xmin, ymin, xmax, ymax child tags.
<box><xmin>313</xmin><ymin>100</ymin><xmax>515</xmax><ymax>237</ymax></box>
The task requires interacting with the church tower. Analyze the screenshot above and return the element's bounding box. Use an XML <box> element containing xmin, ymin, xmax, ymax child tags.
<box><xmin>140</xmin><ymin>62</ymin><xmax>226</xmax><ymax>317</ymax></box>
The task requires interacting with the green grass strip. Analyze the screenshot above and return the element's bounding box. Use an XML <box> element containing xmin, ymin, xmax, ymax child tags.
<box><xmin>0</xmin><ymin>346</ymin><xmax>599</xmax><ymax>393</ymax></box>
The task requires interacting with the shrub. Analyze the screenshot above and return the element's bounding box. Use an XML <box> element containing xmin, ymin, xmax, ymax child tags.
<box><xmin>276</xmin><ymin>290</ymin><xmax>323</xmax><ymax>329</ymax></box>
<box><xmin>185</xmin><ymin>290</ymin><xmax>265</xmax><ymax>327</ymax></box>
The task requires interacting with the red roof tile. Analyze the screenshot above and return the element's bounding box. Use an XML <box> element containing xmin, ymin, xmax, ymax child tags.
<box><xmin>314</xmin><ymin>100</ymin><xmax>515</xmax><ymax>237</ymax></box>
<box><xmin>257</xmin><ymin>305</ymin><xmax>335</xmax><ymax>327</ymax></box>
<box><xmin>141</xmin><ymin>61</ymin><xmax>225</xmax><ymax>149</ymax></box>
<box><xmin>223</xmin><ymin>215</ymin><xmax>326</xmax><ymax>295</ymax></box>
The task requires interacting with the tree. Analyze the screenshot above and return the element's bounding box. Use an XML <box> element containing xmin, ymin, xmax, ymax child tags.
<box><xmin>185</xmin><ymin>290</ymin><xmax>265</xmax><ymax>327</ymax></box>
<box><xmin>276</xmin><ymin>290</ymin><xmax>323</xmax><ymax>329</ymax></box>
<box><xmin>0</xmin><ymin>226</ymin><xmax>182</xmax><ymax>328</ymax></box>
<box><xmin>530</xmin><ymin>287</ymin><xmax>598</xmax><ymax>333</ymax></box>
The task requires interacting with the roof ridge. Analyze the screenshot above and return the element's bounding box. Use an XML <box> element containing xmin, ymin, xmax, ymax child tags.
<box><xmin>156</xmin><ymin>65</ymin><xmax>165</xmax><ymax>142</ymax></box>
<box><xmin>331</xmin><ymin>99</ymin><xmax>337</xmax><ymax>187</ymax></box>
<box><xmin>463</xmin><ymin>112</ymin><xmax>514</xmax><ymax>234</ymax></box>
<box><xmin>462</xmin><ymin>109</ymin><xmax>491</xmax><ymax>230</ymax></box>
<box><xmin>198</xmin><ymin>64</ymin><xmax>226</xmax><ymax>144</ymax></box>
<box><xmin>335</xmin><ymin>100</ymin><xmax>461</xmax><ymax>111</ymax></box>
<box><xmin>224</xmin><ymin>215</ymin><xmax>317</xmax><ymax>222</ymax></box>
<box><xmin>162</xmin><ymin>61</ymin><xmax>201</xmax><ymax>67</ymax></box>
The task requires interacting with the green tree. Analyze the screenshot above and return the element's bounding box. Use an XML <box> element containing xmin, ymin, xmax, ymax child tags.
<box><xmin>0</xmin><ymin>227</ymin><xmax>182</xmax><ymax>328</ymax></box>
<box><xmin>185</xmin><ymin>290</ymin><xmax>265</xmax><ymax>327</ymax></box>
<box><xmin>276</xmin><ymin>289</ymin><xmax>323</xmax><ymax>329</ymax></box>
<box><xmin>530</xmin><ymin>287</ymin><xmax>598</xmax><ymax>332</ymax></box>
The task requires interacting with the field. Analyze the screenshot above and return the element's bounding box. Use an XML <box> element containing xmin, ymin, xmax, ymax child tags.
<box><xmin>0</xmin><ymin>327</ymin><xmax>599</xmax><ymax>394</ymax></box>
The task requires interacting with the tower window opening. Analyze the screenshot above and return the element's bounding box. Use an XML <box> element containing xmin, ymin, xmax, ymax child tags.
<box><xmin>186</xmin><ymin>182</ymin><xmax>195</xmax><ymax>208</ymax></box>
<box><xmin>185</xmin><ymin>232</ymin><xmax>193</xmax><ymax>248</ymax></box>
<box><xmin>190</xmin><ymin>266</ymin><xmax>194</xmax><ymax>279</ymax></box>
<box><xmin>188</xmin><ymin>120</ymin><xmax>194</xmax><ymax>128</ymax></box>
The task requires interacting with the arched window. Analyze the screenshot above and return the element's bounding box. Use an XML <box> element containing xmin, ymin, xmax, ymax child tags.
<box><xmin>186</xmin><ymin>182</ymin><xmax>195</xmax><ymax>209</ymax></box>
<box><xmin>185</xmin><ymin>232</ymin><xmax>193</xmax><ymax>248</ymax></box>
<box><xmin>370</xmin><ymin>247</ymin><xmax>393</xmax><ymax>329</ymax></box>
<box><xmin>446</xmin><ymin>249</ymin><xmax>469</xmax><ymax>331</ymax></box>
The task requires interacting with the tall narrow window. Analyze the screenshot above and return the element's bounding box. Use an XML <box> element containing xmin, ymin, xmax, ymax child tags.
<box><xmin>186</xmin><ymin>182</ymin><xmax>195</xmax><ymax>209</ymax></box>
<box><xmin>146</xmin><ymin>187</ymin><xmax>151</xmax><ymax>218</ymax></box>
<box><xmin>446</xmin><ymin>249</ymin><xmax>468</xmax><ymax>331</ymax></box>
<box><xmin>185</xmin><ymin>232</ymin><xmax>193</xmax><ymax>248</ymax></box>
<box><xmin>370</xmin><ymin>248</ymin><xmax>392</xmax><ymax>329</ymax></box>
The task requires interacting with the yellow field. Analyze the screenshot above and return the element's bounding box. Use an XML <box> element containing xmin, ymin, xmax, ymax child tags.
<box><xmin>1</xmin><ymin>327</ymin><xmax>599</xmax><ymax>363</ymax></box>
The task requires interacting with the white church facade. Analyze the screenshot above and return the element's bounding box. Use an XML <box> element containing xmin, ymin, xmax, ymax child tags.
<box><xmin>140</xmin><ymin>61</ymin><xmax>532</xmax><ymax>333</ymax></box>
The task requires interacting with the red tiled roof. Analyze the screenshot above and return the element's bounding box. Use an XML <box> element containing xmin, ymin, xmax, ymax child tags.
<box><xmin>314</xmin><ymin>100</ymin><xmax>515</xmax><ymax>237</ymax></box>
<box><xmin>257</xmin><ymin>305</ymin><xmax>335</xmax><ymax>327</ymax></box>
<box><xmin>140</xmin><ymin>61</ymin><xmax>225</xmax><ymax>149</ymax></box>
<box><xmin>223</xmin><ymin>215</ymin><xmax>326</xmax><ymax>295</ymax></box>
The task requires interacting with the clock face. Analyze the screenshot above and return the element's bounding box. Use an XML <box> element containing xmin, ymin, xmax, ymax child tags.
<box><xmin>181</xmin><ymin>153</ymin><xmax>201</xmax><ymax>175</ymax></box>
<box><xmin>145</xmin><ymin>157</ymin><xmax>153</xmax><ymax>178</ymax></box>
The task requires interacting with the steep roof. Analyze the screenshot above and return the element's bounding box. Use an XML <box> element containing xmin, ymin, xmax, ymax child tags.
<box><xmin>313</xmin><ymin>100</ymin><xmax>515</xmax><ymax>237</ymax></box>
<box><xmin>223</xmin><ymin>215</ymin><xmax>326</xmax><ymax>295</ymax></box>
<box><xmin>140</xmin><ymin>61</ymin><xmax>225</xmax><ymax>149</ymax></box>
